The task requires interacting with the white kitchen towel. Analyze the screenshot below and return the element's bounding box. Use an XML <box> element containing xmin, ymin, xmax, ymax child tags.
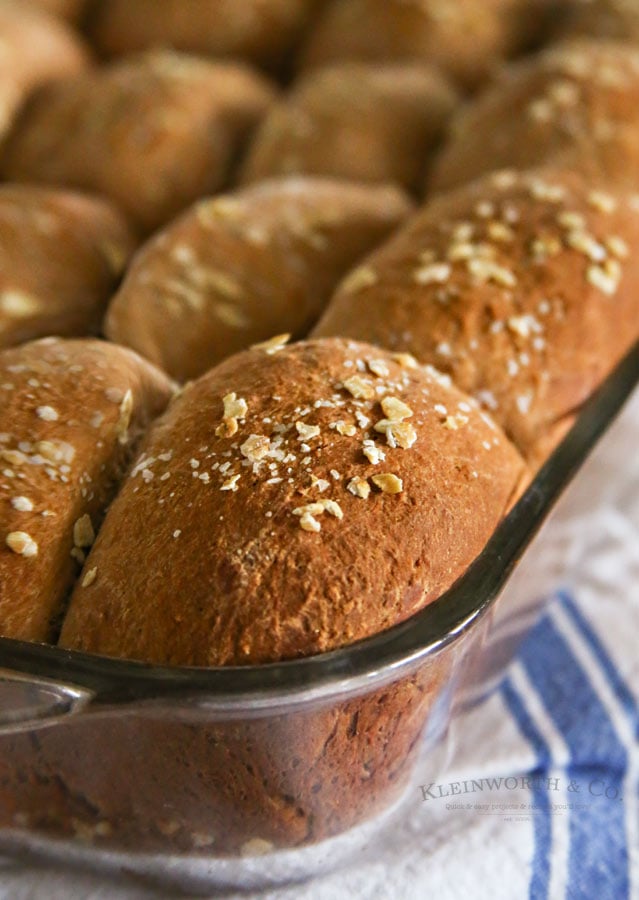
<box><xmin>1</xmin><ymin>387</ymin><xmax>638</xmax><ymax>900</ymax></box>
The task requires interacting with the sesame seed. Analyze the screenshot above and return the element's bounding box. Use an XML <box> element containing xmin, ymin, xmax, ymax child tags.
<box><xmin>413</xmin><ymin>262</ymin><xmax>451</xmax><ymax>285</ymax></box>
<box><xmin>116</xmin><ymin>389</ymin><xmax>134</xmax><ymax>445</ymax></box>
<box><xmin>380</xmin><ymin>397</ymin><xmax>413</xmax><ymax>421</ymax></box>
<box><xmin>10</xmin><ymin>496</ymin><xmax>33</xmax><ymax>512</ymax></box>
<box><xmin>340</xmin><ymin>266</ymin><xmax>378</xmax><ymax>294</ymax></box>
<box><xmin>343</xmin><ymin>375</ymin><xmax>375</xmax><ymax>400</ymax></box>
<box><xmin>220</xmin><ymin>474</ymin><xmax>241</xmax><ymax>491</ymax></box>
<box><xmin>606</xmin><ymin>236</ymin><xmax>629</xmax><ymax>259</ymax></box>
<box><xmin>391</xmin><ymin>352</ymin><xmax>419</xmax><ymax>369</ymax></box>
<box><xmin>363</xmin><ymin>441</ymin><xmax>385</xmax><ymax>465</ymax></box>
<box><xmin>82</xmin><ymin>567</ymin><xmax>98</xmax><ymax>587</ymax></box>
<box><xmin>295</xmin><ymin>421</ymin><xmax>320</xmax><ymax>440</ymax></box>
<box><xmin>73</xmin><ymin>514</ymin><xmax>95</xmax><ymax>549</ymax></box>
<box><xmin>36</xmin><ymin>405</ymin><xmax>58</xmax><ymax>422</ymax></box>
<box><xmin>587</xmin><ymin>190</ymin><xmax>617</xmax><ymax>214</ymax></box>
<box><xmin>299</xmin><ymin>513</ymin><xmax>321</xmax><ymax>532</ymax></box>
<box><xmin>467</xmin><ymin>258</ymin><xmax>517</xmax><ymax>288</ymax></box>
<box><xmin>347</xmin><ymin>476</ymin><xmax>371</xmax><ymax>499</ymax></box>
<box><xmin>443</xmin><ymin>414</ymin><xmax>469</xmax><ymax>430</ymax></box>
<box><xmin>240</xmin><ymin>434</ymin><xmax>270</xmax><ymax>461</ymax></box>
<box><xmin>587</xmin><ymin>259</ymin><xmax>621</xmax><ymax>295</ymax></box>
<box><xmin>6</xmin><ymin>531</ymin><xmax>38</xmax><ymax>557</ymax></box>
<box><xmin>371</xmin><ymin>473</ymin><xmax>403</xmax><ymax>494</ymax></box>
<box><xmin>334</xmin><ymin>420</ymin><xmax>356</xmax><ymax>436</ymax></box>
<box><xmin>368</xmin><ymin>359</ymin><xmax>390</xmax><ymax>378</ymax></box>
<box><xmin>251</xmin><ymin>334</ymin><xmax>290</xmax><ymax>354</ymax></box>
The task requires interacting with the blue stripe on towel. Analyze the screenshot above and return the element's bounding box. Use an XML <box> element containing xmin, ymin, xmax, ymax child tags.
<box><xmin>558</xmin><ymin>591</ymin><xmax>639</xmax><ymax>739</ymax></box>
<box><xmin>519</xmin><ymin>613</ymin><xmax>629</xmax><ymax>900</ymax></box>
<box><xmin>500</xmin><ymin>677</ymin><xmax>552</xmax><ymax>900</ymax></box>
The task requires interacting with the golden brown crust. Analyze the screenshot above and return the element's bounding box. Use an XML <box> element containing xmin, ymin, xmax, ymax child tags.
<box><xmin>104</xmin><ymin>177</ymin><xmax>414</xmax><ymax>380</ymax></box>
<box><xmin>89</xmin><ymin>0</ymin><xmax>323</xmax><ymax>71</ymax></box>
<box><xmin>314</xmin><ymin>169</ymin><xmax>639</xmax><ymax>466</ymax></box>
<box><xmin>59</xmin><ymin>337</ymin><xmax>526</xmax><ymax>666</ymax></box>
<box><xmin>0</xmin><ymin>1</ymin><xmax>89</xmax><ymax>144</ymax></box>
<box><xmin>240</xmin><ymin>62</ymin><xmax>458</xmax><ymax>192</ymax></box>
<box><xmin>297</xmin><ymin>0</ymin><xmax>549</xmax><ymax>89</ymax></box>
<box><xmin>1</xmin><ymin>51</ymin><xmax>276</xmax><ymax>233</ymax></box>
<box><xmin>0</xmin><ymin>338</ymin><xmax>174</xmax><ymax>642</ymax></box>
<box><xmin>430</xmin><ymin>40</ymin><xmax>639</xmax><ymax>194</ymax></box>
<box><xmin>0</xmin><ymin>185</ymin><xmax>136</xmax><ymax>349</ymax></box>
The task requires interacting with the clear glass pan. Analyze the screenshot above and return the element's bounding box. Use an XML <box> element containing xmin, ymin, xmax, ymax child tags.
<box><xmin>0</xmin><ymin>341</ymin><xmax>637</xmax><ymax>893</ymax></box>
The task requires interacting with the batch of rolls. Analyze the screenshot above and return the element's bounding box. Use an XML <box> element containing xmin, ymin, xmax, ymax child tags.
<box><xmin>0</xmin><ymin>0</ymin><xmax>638</xmax><ymax>666</ymax></box>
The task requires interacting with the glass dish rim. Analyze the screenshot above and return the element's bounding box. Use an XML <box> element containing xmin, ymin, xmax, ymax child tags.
<box><xmin>0</xmin><ymin>341</ymin><xmax>637</xmax><ymax>707</ymax></box>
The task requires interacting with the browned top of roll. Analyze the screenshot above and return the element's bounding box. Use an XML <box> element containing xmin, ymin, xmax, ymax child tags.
<box><xmin>297</xmin><ymin>0</ymin><xmax>548</xmax><ymax>89</ymax></box>
<box><xmin>89</xmin><ymin>0</ymin><xmax>322</xmax><ymax>71</ymax></box>
<box><xmin>314</xmin><ymin>168</ymin><xmax>639</xmax><ymax>466</ymax></box>
<box><xmin>240</xmin><ymin>62</ymin><xmax>458</xmax><ymax>192</ymax></box>
<box><xmin>0</xmin><ymin>185</ymin><xmax>136</xmax><ymax>349</ymax></box>
<box><xmin>104</xmin><ymin>177</ymin><xmax>414</xmax><ymax>380</ymax></box>
<box><xmin>0</xmin><ymin>338</ymin><xmax>174</xmax><ymax>642</ymax></box>
<box><xmin>1</xmin><ymin>51</ymin><xmax>276</xmax><ymax>233</ymax></box>
<box><xmin>59</xmin><ymin>337</ymin><xmax>526</xmax><ymax>666</ymax></box>
<box><xmin>430</xmin><ymin>40</ymin><xmax>639</xmax><ymax>194</ymax></box>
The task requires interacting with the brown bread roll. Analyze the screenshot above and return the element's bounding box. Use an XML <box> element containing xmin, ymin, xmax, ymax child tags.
<box><xmin>1</xmin><ymin>51</ymin><xmax>276</xmax><ymax>234</ymax></box>
<box><xmin>0</xmin><ymin>338</ymin><xmax>174</xmax><ymax>642</ymax></box>
<box><xmin>297</xmin><ymin>0</ymin><xmax>550</xmax><ymax>90</ymax></box>
<box><xmin>103</xmin><ymin>177</ymin><xmax>414</xmax><ymax>381</ymax></box>
<box><xmin>29</xmin><ymin>0</ymin><xmax>87</xmax><ymax>22</ymax></box>
<box><xmin>0</xmin><ymin>0</ymin><xmax>89</xmax><ymax>145</ymax></box>
<box><xmin>430</xmin><ymin>40</ymin><xmax>639</xmax><ymax>194</ymax></box>
<box><xmin>240</xmin><ymin>62</ymin><xmax>458</xmax><ymax>192</ymax></box>
<box><xmin>314</xmin><ymin>169</ymin><xmax>639</xmax><ymax>467</ymax></box>
<box><xmin>554</xmin><ymin>0</ymin><xmax>639</xmax><ymax>42</ymax></box>
<box><xmin>89</xmin><ymin>0</ymin><xmax>322</xmax><ymax>72</ymax></box>
<box><xmin>59</xmin><ymin>337</ymin><xmax>526</xmax><ymax>665</ymax></box>
<box><xmin>0</xmin><ymin>186</ymin><xmax>135</xmax><ymax>349</ymax></box>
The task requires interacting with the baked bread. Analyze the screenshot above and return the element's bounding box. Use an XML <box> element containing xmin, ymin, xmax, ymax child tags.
<box><xmin>1</xmin><ymin>51</ymin><xmax>276</xmax><ymax>234</ymax></box>
<box><xmin>89</xmin><ymin>0</ymin><xmax>322</xmax><ymax>72</ymax></box>
<box><xmin>0</xmin><ymin>185</ymin><xmax>135</xmax><ymax>349</ymax></box>
<box><xmin>239</xmin><ymin>62</ymin><xmax>458</xmax><ymax>193</ymax></box>
<box><xmin>59</xmin><ymin>337</ymin><xmax>526</xmax><ymax>665</ymax></box>
<box><xmin>103</xmin><ymin>177</ymin><xmax>414</xmax><ymax>380</ymax></box>
<box><xmin>554</xmin><ymin>0</ymin><xmax>639</xmax><ymax>42</ymax></box>
<box><xmin>297</xmin><ymin>0</ymin><xmax>551</xmax><ymax>89</ymax></box>
<box><xmin>314</xmin><ymin>168</ymin><xmax>639</xmax><ymax>466</ymax></box>
<box><xmin>29</xmin><ymin>0</ymin><xmax>87</xmax><ymax>22</ymax></box>
<box><xmin>0</xmin><ymin>0</ymin><xmax>89</xmax><ymax>145</ymax></box>
<box><xmin>430</xmin><ymin>40</ymin><xmax>639</xmax><ymax>194</ymax></box>
<box><xmin>0</xmin><ymin>337</ymin><xmax>174</xmax><ymax>642</ymax></box>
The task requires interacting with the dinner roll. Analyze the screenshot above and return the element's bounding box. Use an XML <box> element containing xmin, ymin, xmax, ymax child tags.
<box><xmin>0</xmin><ymin>338</ymin><xmax>174</xmax><ymax>642</ymax></box>
<box><xmin>104</xmin><ymin>178</ymin><xmax>413</xmax><ymax>380</ymax></box>
<box><xmin>90</xmin><ymin>0</ymin><xmax>322</xmax><ymax>72</ymax></box>
<box><xmin>59</xmin><ymin>337</ymin><xmax>526</xmax><ymax>665</ymax></box>
<box><xmin>314</xmin><ymin>169</ymin><xmax>639</xmax><ymax>466</ymax></box>
<box><xmin>298</xmin><ymin>0</ymin><xmax>551</xmax><ymax>89</ymax></box>
<box><xmin>0</xmin><ymin>0</ymin><xmax>89</xmax><ymax>144</ymax></box>
<box><xmin>1</xmin><ymin>51</ymin><xmax>276</xmax><ymax>233</ymax></box>
<box><xmin>430</xmin><ymin>40</ymin><xmax>639</xmax><ymax>194</ymax></box>
<box><xmin>0</xmin><ymin>186</ymin><xmax>135</xmax><ymax>349</ymax></box>
<box><xmin>240</xmin><ymin>62</ymin><xmax>458</xmax><ymax>192</ymax></box>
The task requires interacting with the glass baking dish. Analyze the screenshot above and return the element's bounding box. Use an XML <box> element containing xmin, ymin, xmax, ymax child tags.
<box><xmin>0</xmin><ymin>340</ymin><xmax>637</xmax><ymax>894</ymax></box>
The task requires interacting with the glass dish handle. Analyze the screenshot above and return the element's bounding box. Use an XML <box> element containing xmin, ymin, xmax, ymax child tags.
<box><xmin>0</xmin><ymin>668</ymin><xmax>91</xmax><ymax>734</ymax></box>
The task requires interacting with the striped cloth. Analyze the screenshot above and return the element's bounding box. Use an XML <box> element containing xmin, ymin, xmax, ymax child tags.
<box><xmin>1</xmin><ymin>389</ymin><xmax>637</xmax><ymax>900</ymax></box>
